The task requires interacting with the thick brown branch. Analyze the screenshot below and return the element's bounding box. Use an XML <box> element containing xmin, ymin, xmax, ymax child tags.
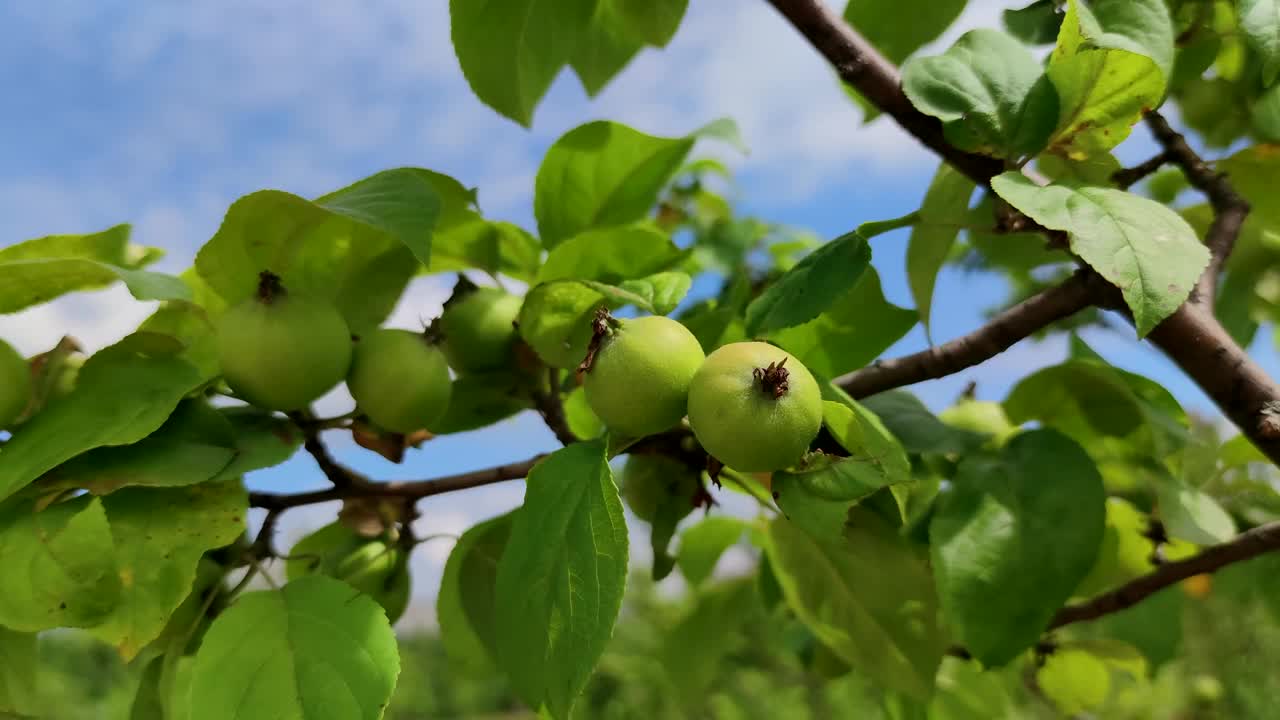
<box><xmin>1143</xmin><ymin>112</ymin><xmax>1250</xmax><ymax>302</ymax></box>
<box><xmin>763</xmin><ymin>0</ymin><xmax>1280</xmax><ymax>475</ymax></box>
<box><xmin>1111</xmin><ymin>151</ymin><xmax>1172</xmax><ymax>190</ymax></box>
<box><xmin>836</xmin><ymin>272</ymin><xmax>1099</xmax><ymax>398</ymax></box>
<box><xmin>1145</xmin><ymin>303</ymin><xmax>1280</xmax><ymax>466</ymax></box>
<box><xmin>764</xmin><ymin>0</ymin><xmax>1003</xmax><ymax>185</ymax></box>
<box><xmin>531</xmin><ymin>368</ymin><xmax>579</xmax><ymax>446</ymax></box>
<box><xmin>249</xmin><ymin>453</ymin><xmax>546</xmax><ymax>511</ymax></box>
<box><xmin>287</xmin><ymin>411</ymin><xmax>369</xmax><ymax>489</ymax></box>
<box><xmin>1052</xmin><ymin>519</ymin><xmax>1280</xmax><ymax>628</ymax></box>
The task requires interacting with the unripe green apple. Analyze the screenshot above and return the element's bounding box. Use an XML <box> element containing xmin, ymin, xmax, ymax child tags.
<box><xmin>620</xmin><ymin>454</ymin><xmax>701</xmax><ymax>523</ymax></box>
<box><xmin>216</xmin><ymin>272</ymin><xmax>352</xmax><ymax>411</ymax></box>
<box><xmin>439</xmin><ymin>287</ymin><xmax>522</xmax><ymax>374</ymax></box>
<box><xmin>0</xmin><ymin>339</ymin><xmax>31</xmax><ymax>429</ymax></box>
<box><xmin>687</xmin><ymin>342</ymin><xmax>822</xmax><ymax>472</ymax></box>
<box><xmin>285</xmin><ymin>522</ymin><xmax>411</xmax><ymax>623</ymax></box>
<box><xmin>939</xmin><ymin>399</ymin><xmax>1018</xmax><ymax>445</ymax></box>
<box><xmin>348</xmin><ymin>328</ymin><xmax>452</xmax><ymax>433</ymax></box>
<box><xmin>582</xmin><ymin>315</ymin><xmax>705</xmax><ymax>438</ymax></box>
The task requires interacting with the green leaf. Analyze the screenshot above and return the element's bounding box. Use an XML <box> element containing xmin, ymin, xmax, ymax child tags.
<box><xmin>0</xmin><ymin>628</ymin><xmax>38</xmax><ymax>716</ymax></box>
<box><xmin>1153</xmin><ymin>469</ymin><xmax>1236</xmax><ymax>545</ymax></box>
<box><xmin>0</xmin><ymin>224</ymin><xmax>189</xmax><ymax>313</ymax></box>
<box><xmin>216</xmin><ymin>406</ymin><xmax>304</xmax><ymax>478</ymax></box>
<box><xmin>1046</xmin><ymin>49</ymin><xmax>1162</xmax><ymax>160</ymax></box>
<box><xmin>494</xmin><ymin>440</ymin><xmax>628</xmax><ymax>719</ymax></box>
<box><xmin>843</xmin><ymin>0</ymin><xmax>968</xmax><ymax>64</ymax></box>
<box><xmin>1219</xmin><ymin>145</ymin><xmax>1280</xmax><ymax>230</ymax></box>
<box><xmin>676</xmin><ymin>516</ymin><xmax>746</xmax><ymax>587</ymax></box>
<box><xmin>448</xmin><ymin>0</ymin><xmax>597</xmax><ymax>126</ymax></box>
<box><xmin>764</xmin><ymin>508</ymin><xmax>945</xmax><ymax>700</ymax></box>
<box><xmin>858</xmin><ymin>390</ymin><xmax>988</xmax><ymax>456</ymax></box>
<box><xmin>607</xmin><ymin>0</ymin><xmax>686</xmax><ymax>46</ymax></box>
<box><xmin>518</xmin><ymin>281</ymin><xmax>608</xmax><ymax>369</ymax></box>
<box><xmin>1089</xmin><ymin>585</ymin><xmax>1183</xmax><ymax>669</ymax></box>
<box><xmin>1045</xmin><ymin>1</ymin><xmax>1167</xmax><ymax>160</ymax></box>
<box><xmin>1003</xmin><ymin>0</ymin><xmax>1064</xmax><ymax>45</ymax></box>
<box><xmin>137</xmin><ymin>268</ymin><xmax>225</xmax><ymax>379</ymax></box>
<box><xmin>1036</xmin><ymin>640</ymin><xmax>1147</xmax><ymax>716</ymax></box>
<box><xmin>770</xmin><ymin>266</ymin><xmax>916</xmax><ymax>379</ymax></box>
<box><xmin>433</xmin><ymin>372</ymin><xmax>532</xmax><ymax>435</ymax></box>
<box><xmin>1239</xmin><ymin>0</ymin><xmax>1280</xmax><ymax>85</ymax></box>
<box><xmin>616</xmin><ymin>272</ymin><xmax>692</xmax><ymax>315</ymax></box>
<box><xmin>195</xmin><ymin>168</ymin><xmax>442</xmax><ymax>333</ymax></box>
<box><xmin>187</xmin><ymin>575</ymin><xmax>400</xmax><ymax>720</ymax></box>
<box><xmin>536</xmin><ymin>225</ymin><xmax>682</xmax><ymax>283</ymax></box>
<box><xmin>905</xmin><ymin>164</ymin><xmax>975</xmax><ymax>338</ymax></box>
<box><xmin>744</xmin><ymin>229</ymin><xmax>871</xmax><ymax>337</ymax></box>
<box><xmin>535</xmin><ymin>120</ymin><xmax>718</xmax><ymax>247</ymax></box>
<box><xmin>0</xmin><ymin>495</ymin><xmax>120</xmax><ymax>631</ymax></box>
<box><xmin>439</xmin><ymin>512</ymin><xmax>514</xmax><ymax>672</ymax></box>
<box><xmin>0</xmin><ymin>335</ymin><xmax>205</xmax><ymax>503</ymax></box>
<box><xmin>773</xmin><ymin>401</ymin><xmax>913</xmax><ymax>540</ymax></box>
<box><xmin>90</xmin><ymin>479</ymin><xmax>248</xmax><ymax>660</ymax></box>
<box><xmin>570</xmin><ymin>0</ymin><xmax>687</xmax><ymax>95</ymax></box>
<box><xmin>1068</xmin><ymin>0</ymin><xmax>1175</xmax><ymax>80</ymax></box>
<box><xmin>1075</xmin><ymin>498</ymin><xmax>1158</xmax><ymax>597</ymax></box>
<box><xmin>930</xmin><ymin>657</ymin><xmax>1018</xmax><ymax>720</ymax></box>
<box><xmin>902</xmin><ymin>29</ymin><xmax>1059</xmax><ymax>160</ymax></box>
<box><xmin>313</xmin><ymin>168</ymin><xmax>441</xmax><ymax>264</ymax></box>
<box><xmin>660</xmin><ymin>578</ymin><xmax>759</xmax><ymax>709</ymax></box>
<box><xmin>930</xmin><ymin>429</ymin><xmax>1106</xmax><ymax>666</ymax></box>
<box><xmin>131</xmin><ymin>656</ymin><xmax>166</xmax><ymax>720</ymax></box>
<box><xmin>991</xmin><ymin>173</ymin><xmax>1209</xmax><ymax>336</ymax></box>
<box><xmin>427</xmin><ymin>220</ymin><xmax>542</xmax><ymax>283</ymax></box>
<box><xmin>1253</xmin><ymin>82</ymin><xmax>1280</xmax><ymax>142</ymax></box>
<box><xmin>37</xmin><ymin>397</ymin><xmax>237</xmax><ymax>496</ymax></box>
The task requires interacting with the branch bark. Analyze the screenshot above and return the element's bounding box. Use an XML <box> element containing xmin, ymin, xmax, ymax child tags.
<box><xmin>531</xmin><ymin>368</ymin><xmax>580</xmax><ymax>446</ymax></box>
<box><xmin>764</xmin><ymin>0</ymin><xmax>1003</xmax><ymax>185</ymax></box>
<box><xmin>287</xmin><ymin>411</ymin><xmax>368</xmax><ymax>489</ymax></box>
<box><xmin>767</xmin><ymin>0</ymin><xmax>1280</xmax><ymax>468</ymax></box>
<box><xmin>1052</xmin><ymin>518</ymin><xmax>1280</xmax><ymax>628</ymax></box>
<box><xmin>836</xmin><ymin>271</ymin><xmax>1100</xmax><ymax>399</ymax></box>
<box><xmin>1143</xmin><ymin>112</ymin><xmax>1250</xmax><ymax>302</ymax></box>
<box><xmin>249</xmin><ymin>453</ymin><xmax>546</xmax><ymax>511</ymax></box>
<box><xmin>1111</xmin><ymin>151</ymin><xmax>1172</xmax><ymax>190</ymax></box>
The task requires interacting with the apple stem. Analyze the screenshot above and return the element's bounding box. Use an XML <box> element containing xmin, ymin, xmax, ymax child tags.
<box><xmin>576</xmin><ymin>306</ymin><xmax>618</xmax><ymax>375</ymax></box>
<box><xmin>257</xmin><ymin>271</ymin><xmax>286</xmax><ymax>304</ymax></box>
<box><xmin>753</xmin><ymin>358</ymin><xmax>791</xmax><ymax>399</ymax></box>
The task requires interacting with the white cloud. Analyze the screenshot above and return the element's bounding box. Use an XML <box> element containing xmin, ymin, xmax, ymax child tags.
<box><xmin>0</xmin><ymin>286</ymin><xmax>158</xmax><ymax>357</ymax></box>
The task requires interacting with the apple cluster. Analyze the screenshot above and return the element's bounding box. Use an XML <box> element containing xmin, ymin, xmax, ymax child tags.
<box><xmin>215</xmin><ymin>271</ymin><xmax>522</xmax><ymax>435</ymax></box>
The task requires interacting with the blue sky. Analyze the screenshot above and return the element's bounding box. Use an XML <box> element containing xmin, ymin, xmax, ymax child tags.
<box><xmin>2</xmin><ymin>0</ymin><xmax>1275</xmax><ymax>623</ymax></box>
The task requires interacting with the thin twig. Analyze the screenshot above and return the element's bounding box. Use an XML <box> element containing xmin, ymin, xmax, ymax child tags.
<box><xmin>763</xmin><ymin>0</ymin><xmax>1003</xmax><ymax>185</ymax></box>
<box><xmin>765</xmin><ymin>0</ymin><xmax>1280</xmax><ymax>469</ymax></box>
<box><xmin>249</xmin><ymin>453</ymin><xmax>547</xmax><ymax>511</ymax></box>
<box><xmin>531</xmin><ymin>368</ymin><xmax>579</xmax><ymax>446</ymax></box>
<box><xmin>1143</xmin><ymin>112</ymin><xmax>1250</xmax><ymax>302</ymax></box>
<box><xmin>286</xmin><ymin>410</ymin><xmax>368</xmax><ymax>489</ymax></box>
<box><xmin>1112</xmin><ymin>151</ymin><xmax>1172</xmax><ymax>189</ymax></box>
<box><xmin>836</xmin><ymin>271</ymin><xmax>1101</xmax><ymax>399</ymax></box>
<box><xmin>1052</xmin><ymin>519</ymin><xmax>1280</xmax><ymax>628</ymax></box>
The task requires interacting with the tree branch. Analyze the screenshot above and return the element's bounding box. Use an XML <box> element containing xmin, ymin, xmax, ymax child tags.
<box><xmin>764</xmin><ymin>0</ymin><xmax>1003</xmax><ymax>186</ymax></box>
<box><xmin>531</xmin><ymin>368</ymin><xmax>579</xmax><ymax>446</ymax></box>
<box><xmin>1145</xmin><ymin>302</ymin><xmax>1280</xmax><ymax>466</ymax></box>
<box><xmin>286</xmin><ymin>411</ymin><xmax>368</xmax><ymax>489</ymax></box>
<box><xmin>1052</xmin><ymin>519</ymin><xmax>1280</xmax><ymax>628</ymax></box>
<box><xmin>836</xmin><ymin>271</ymin><xmax>1100</xmax><ymax>399</ymax></box>
<box><xmin>1111</xmin><ymin>151</ymin><xmax>1172</xmax><ymax>190</ymax></box>
<box><xmin>249</xmin><ymin>453</ymin><xmax>546</xmax><ymax>511</ymax></box>
<box><xmin>1143</xmin><ymin>112</ymin><xmax>1250</xmax><ymax>302</ymax></box>
<box><xmin>764</xmin><ymin>0</ymin><xmax>1280</xmax><ymax>471</ymax></box>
